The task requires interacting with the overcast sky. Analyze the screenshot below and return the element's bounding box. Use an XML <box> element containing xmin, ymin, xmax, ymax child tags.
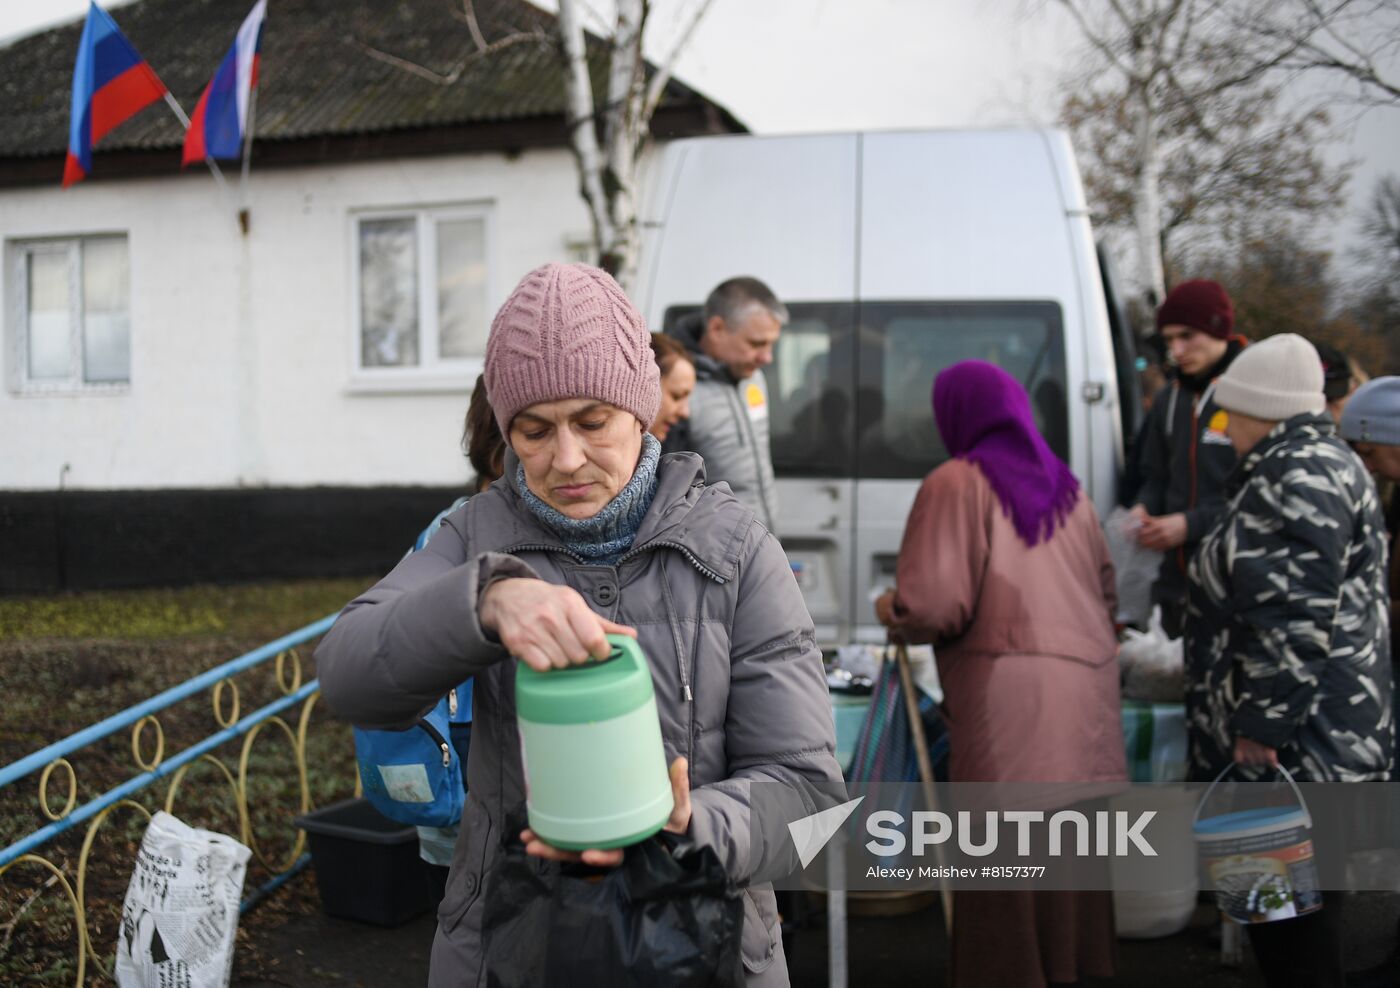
<box><xmin>4</xmin><ymin>0</ymin><xmax>1397</xmax><ymax>272</ymax></box>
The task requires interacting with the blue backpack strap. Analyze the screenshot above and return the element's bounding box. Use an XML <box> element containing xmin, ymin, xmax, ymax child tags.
<box><xmin>352</xmin><ymin>495</ymin><xmax>474</xmax><ymax>826</ymax></box>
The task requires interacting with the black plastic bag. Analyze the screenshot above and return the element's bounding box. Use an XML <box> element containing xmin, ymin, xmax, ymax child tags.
<box><xmin>481</xmin><ymin>808</ymin><xmax>744</xmax><ymax>987</ymax></box>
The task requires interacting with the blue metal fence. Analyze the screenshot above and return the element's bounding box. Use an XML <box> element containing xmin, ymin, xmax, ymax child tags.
<box><xmin>0</xmin><ymin>611</ymin><xmax>348</xmax><ymax>985</ymax></box>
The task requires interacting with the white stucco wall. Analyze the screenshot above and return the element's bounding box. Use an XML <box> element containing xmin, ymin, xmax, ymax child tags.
<box><xmin>0</xmin><ymin>148</ymin><xmax>605</xmax><ymax>490</ymax></box>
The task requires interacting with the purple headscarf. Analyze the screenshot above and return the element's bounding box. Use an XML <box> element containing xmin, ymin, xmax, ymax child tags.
<box><xmin>932</xmin><ymin>360</ymin><xmax>1080</xmax><ymax>547</ymax></box>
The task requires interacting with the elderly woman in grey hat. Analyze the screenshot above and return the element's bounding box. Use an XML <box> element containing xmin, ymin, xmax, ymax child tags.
<box><xmin>1184</xmin><ymin>335</ymin><xmax>1393</xmax><ymax>987</ymax></box>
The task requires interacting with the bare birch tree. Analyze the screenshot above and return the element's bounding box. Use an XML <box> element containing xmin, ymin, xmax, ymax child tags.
<box><xmin>556</xmin><ymin>0</ymin><xmax>715</xmax><ymax>291</ymax></box>
<box><xmin>1054</xmin><ymin>0</ymin><xmax>1346</xmax><ymax>302</ymax></box>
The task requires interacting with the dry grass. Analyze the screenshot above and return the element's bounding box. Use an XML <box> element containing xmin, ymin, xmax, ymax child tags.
<box><xmin>0</xmin><ymin>578</ymin><xmax>376</xmax><ymax>986</ymax></box>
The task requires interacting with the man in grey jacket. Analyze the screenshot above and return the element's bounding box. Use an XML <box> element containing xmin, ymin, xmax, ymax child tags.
<box><xmin>665</xmin><ymin>277</ymin><xmax>786</xmax><ymax>531</ymax></box>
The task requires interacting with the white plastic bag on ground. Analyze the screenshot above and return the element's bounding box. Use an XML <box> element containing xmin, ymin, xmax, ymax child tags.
<box><xmin>1103</xmin><ymin>506</ymin><xmax>1162</xmax><ymax>627</ymax></box>
<box><xmin>1118</xmin><ymin>606</ymin><xmax>1185</xmax><ymax>702</ymax></box>
<box><xmin>115</xmin><ymin>811</ymin><xmax>252</xmax><ymax>988</ymax></box>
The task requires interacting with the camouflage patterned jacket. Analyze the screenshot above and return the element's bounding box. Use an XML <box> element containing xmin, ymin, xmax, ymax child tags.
<box><xmin>1185</xmin><ymin>413</ymin><xmax>1394</xmax><ymax>782</ymax></box>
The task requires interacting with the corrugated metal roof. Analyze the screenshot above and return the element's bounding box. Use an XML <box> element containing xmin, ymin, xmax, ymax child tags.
<box><xmin>0</xmin><ymin>0</ymin><xmax>740</xmax><ymax>158</ymax></box>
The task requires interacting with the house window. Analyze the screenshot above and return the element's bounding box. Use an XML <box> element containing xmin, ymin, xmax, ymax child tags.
<box><xmin>353</xmin><ymin>205</ymin><xmax>493</xmax><ymax>385</ymax></box>
<box><xmin>9</xmin><ymin>235</ymin><xmax>130</xmax><ymax>392</ymax></box>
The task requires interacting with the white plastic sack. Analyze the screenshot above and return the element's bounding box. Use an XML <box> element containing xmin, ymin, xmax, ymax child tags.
<box><xmin>115</xmin><ymin>811</ymin><xmax>252</xmax><ymax>988</ymax></box>
<box><xmin>1118</xmin><ymin>606</ymin><xmax>1185</xmax><ymax>703</ymax></box>
<box><xmin>1103</xmin><ymin>507</ymin><xmax>1162</xmax><ymax>627</ymax></box>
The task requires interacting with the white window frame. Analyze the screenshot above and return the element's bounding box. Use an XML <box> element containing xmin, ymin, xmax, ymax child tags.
<box><xmin>348</xmin><ymin>202</ymin><xmax>496</xmax><ymax>394</ymax></box>
<box><xmin>5</xmin><ymin>233</ymin><xmax>132</xmax><ymax>396</ymax></box>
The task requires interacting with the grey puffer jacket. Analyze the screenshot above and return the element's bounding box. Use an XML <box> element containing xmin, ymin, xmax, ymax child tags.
<box><xmin>665</xmin><ymin>314</ymin><xmax>780</xmax><ymax>531</ymax></box>
<box><xmin>315</xmin><ymin>451</ymin><xmax>844</xmax><ymax>987</ymax></box>
<box><xmin>1185</xmin><ymin>413</ymin><xmax>1394</xmax><ymax>783</ymax></box>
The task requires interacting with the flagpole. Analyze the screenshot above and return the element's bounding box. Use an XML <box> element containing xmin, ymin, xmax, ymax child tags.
<box><xmin>161</xmin><ymin>92</ymin><xmax>231</xmax><ymax>199</ymax></box>
<box><xmin>238</xmin><ymin>83</ymin><xmax>258</xmax><ymax>235</ymax></box>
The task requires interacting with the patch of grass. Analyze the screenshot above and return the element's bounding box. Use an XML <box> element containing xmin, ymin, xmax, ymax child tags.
<box><xmin>0</xmin><ymin>578</ymin><xmax>379</xmax><ymax>986</ymax></box>
<box><xmin>0</xmin><ymin>578</ymin><xmax>373</xmax><ymax>642</ymax></box>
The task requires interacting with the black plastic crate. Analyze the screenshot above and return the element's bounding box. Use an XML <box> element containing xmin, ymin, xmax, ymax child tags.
<box><xmin>295</xmin><ymin>797</ymin><xmax>432</xmax><ymax>926</ymax></box>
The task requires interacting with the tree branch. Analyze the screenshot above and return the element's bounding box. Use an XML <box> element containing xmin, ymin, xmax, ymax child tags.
<box><xmin>462</xmin><ymin>0</ymin><xmax>489</xmax><ymax>52</ymax></box>
<box><xmin>343</xmin><ymin>29</ymin><xmax>546</xmax><ymax>87</ymax></box>
<box><xmin>642</xmin><ymin>0</ymin><xmax>717</xmax><ymax>122</ymax></box>
<box><xmin>1253</xmin><ymin>0</ymin><xmax>1400</xmax><ymax>103</ymax></box>
<box><xmin>1056</xmin><ymin>0</ymin><xmax>1141</xmax><ymax>80</ymax></box>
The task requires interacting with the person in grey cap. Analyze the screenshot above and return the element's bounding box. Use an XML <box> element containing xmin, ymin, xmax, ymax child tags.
<box><xmin>1342</xmin><ymin>376</ymin><xmax>1400</xmax><ymax>481</ymax></box>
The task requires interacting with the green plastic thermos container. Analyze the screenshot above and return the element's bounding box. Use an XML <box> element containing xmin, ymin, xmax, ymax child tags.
<box><xmin>515</xmin><ymin>633</ymin><xmax>673</xmax><ymax>850</ymax></box>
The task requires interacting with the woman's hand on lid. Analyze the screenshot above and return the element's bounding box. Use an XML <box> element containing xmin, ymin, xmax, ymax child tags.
<box><xmin>479</xmin><ymin>577</ymin><xmax>636</xmax><ymax>672</ymax></box>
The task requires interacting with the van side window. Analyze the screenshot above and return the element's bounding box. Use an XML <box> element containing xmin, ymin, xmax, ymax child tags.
<box><xmin>857</xmin><ymin>301</ymin><xmax>1068</xmax><ymax>479</ymax></box>
<box><xmin>663</xmin><ymin>303</ymin><xmax>858</xmax><ymax>478</ymax></box>
<box><xmin>662</xmin><ymin>301</ymin><xmax>1064</xmax><ymax>481</ymax></box>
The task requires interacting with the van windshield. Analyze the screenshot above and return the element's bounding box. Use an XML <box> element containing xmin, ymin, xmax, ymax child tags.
<box><xmin>662</xmin><ymin>300</ymin><xmax>1066</xmax><ymax>480</ymax></box>
<box><xmin>856</xmin><ymin>301</ymin><xmax>1068</xmax><ymax>479</ymax></box>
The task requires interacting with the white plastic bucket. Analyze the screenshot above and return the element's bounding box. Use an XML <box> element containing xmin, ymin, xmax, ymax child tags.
<box><xmin>1193</xmin><ymin>764</ymin><xmax>1322</xmax><ymax>924</ymax></box>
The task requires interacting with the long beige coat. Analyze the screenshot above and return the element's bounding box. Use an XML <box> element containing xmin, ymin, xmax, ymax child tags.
<box><xmin>890</xmin><ymin>457</ymin><xmax>1127</xmax><ymax>987</ymax></box>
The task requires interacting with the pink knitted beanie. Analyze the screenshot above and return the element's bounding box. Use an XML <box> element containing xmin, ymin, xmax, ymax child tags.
<box><xmin>484</xmin><ymin>263</ymin><xmax>661</xmax><ymax>437</ymax></box>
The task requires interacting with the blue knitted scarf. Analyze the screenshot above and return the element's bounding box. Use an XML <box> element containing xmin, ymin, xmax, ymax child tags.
<box><xmin>516</xmin><ymin>434</ymin><xmax>661</xmax><ymax>565</ymax></box>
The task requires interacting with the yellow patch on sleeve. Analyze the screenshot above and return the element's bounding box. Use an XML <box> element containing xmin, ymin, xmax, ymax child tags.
<box><xmin>1209</xmin><ymin>410</ymin><xmax>1229</xmax><ymax>432</ymax></box>
<box><xmin>746</xmin><ymin>382</ymin><xmax>766</xmax><ymax>409</ymax></box>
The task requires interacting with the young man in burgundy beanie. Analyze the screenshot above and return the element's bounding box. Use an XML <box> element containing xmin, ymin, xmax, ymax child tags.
<box><xmin>1129</xmin><ymin>279</ymin><xmax>1246</xmax><ymax>637</ymax></box>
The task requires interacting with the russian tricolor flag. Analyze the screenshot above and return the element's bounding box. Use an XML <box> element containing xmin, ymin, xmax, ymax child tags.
<box><xmin>183</xmin><ymin>0</ymin><xmax>267</xmax><ymax>166</ymax></box>
<box><xmin>64</xmin><ymin>3</ymin><xmax>168</xmax><ymax>187</ymax></box>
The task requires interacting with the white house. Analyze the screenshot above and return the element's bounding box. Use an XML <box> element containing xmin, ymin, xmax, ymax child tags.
<box><xmin>0</xmin><ymin>0</ymin><xmax>742</xmax><ymax>592</ymax></box>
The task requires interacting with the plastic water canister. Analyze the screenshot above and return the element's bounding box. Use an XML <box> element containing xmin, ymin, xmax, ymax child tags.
<box><xmin>515</xmin><ymin>633</ymin><xmax>673</xmax><ymax>850</ymax></box>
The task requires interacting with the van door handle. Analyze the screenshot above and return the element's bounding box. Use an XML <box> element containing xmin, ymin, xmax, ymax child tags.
<box><xmin>820</xmin><ymin>515</ymin><xmax>839</xmax><ymax>530</ymax></box>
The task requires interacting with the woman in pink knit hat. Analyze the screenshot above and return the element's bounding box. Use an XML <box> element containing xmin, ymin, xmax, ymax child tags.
<box><xmin>316</xmin><ymin>263</ymin><xmax>844</xmax><ymax>988</ymax></box>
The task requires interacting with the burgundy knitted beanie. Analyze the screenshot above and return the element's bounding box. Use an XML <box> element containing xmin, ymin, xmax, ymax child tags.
<box><xmin>484</xmin><ymin>263</ymin><xmax>661</xmax><ymax>437</ymax></box>
<box><xmin>1155</xmin><ymin>279</ymin><xmax>1235</xmax><ymax>339</ymax></box>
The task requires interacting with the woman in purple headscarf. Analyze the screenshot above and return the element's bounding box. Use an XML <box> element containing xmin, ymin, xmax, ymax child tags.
<box><xmin>875</xmin><ymin>360</ymin><xmax>1126</xmax><ymax>988</ymax></box>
